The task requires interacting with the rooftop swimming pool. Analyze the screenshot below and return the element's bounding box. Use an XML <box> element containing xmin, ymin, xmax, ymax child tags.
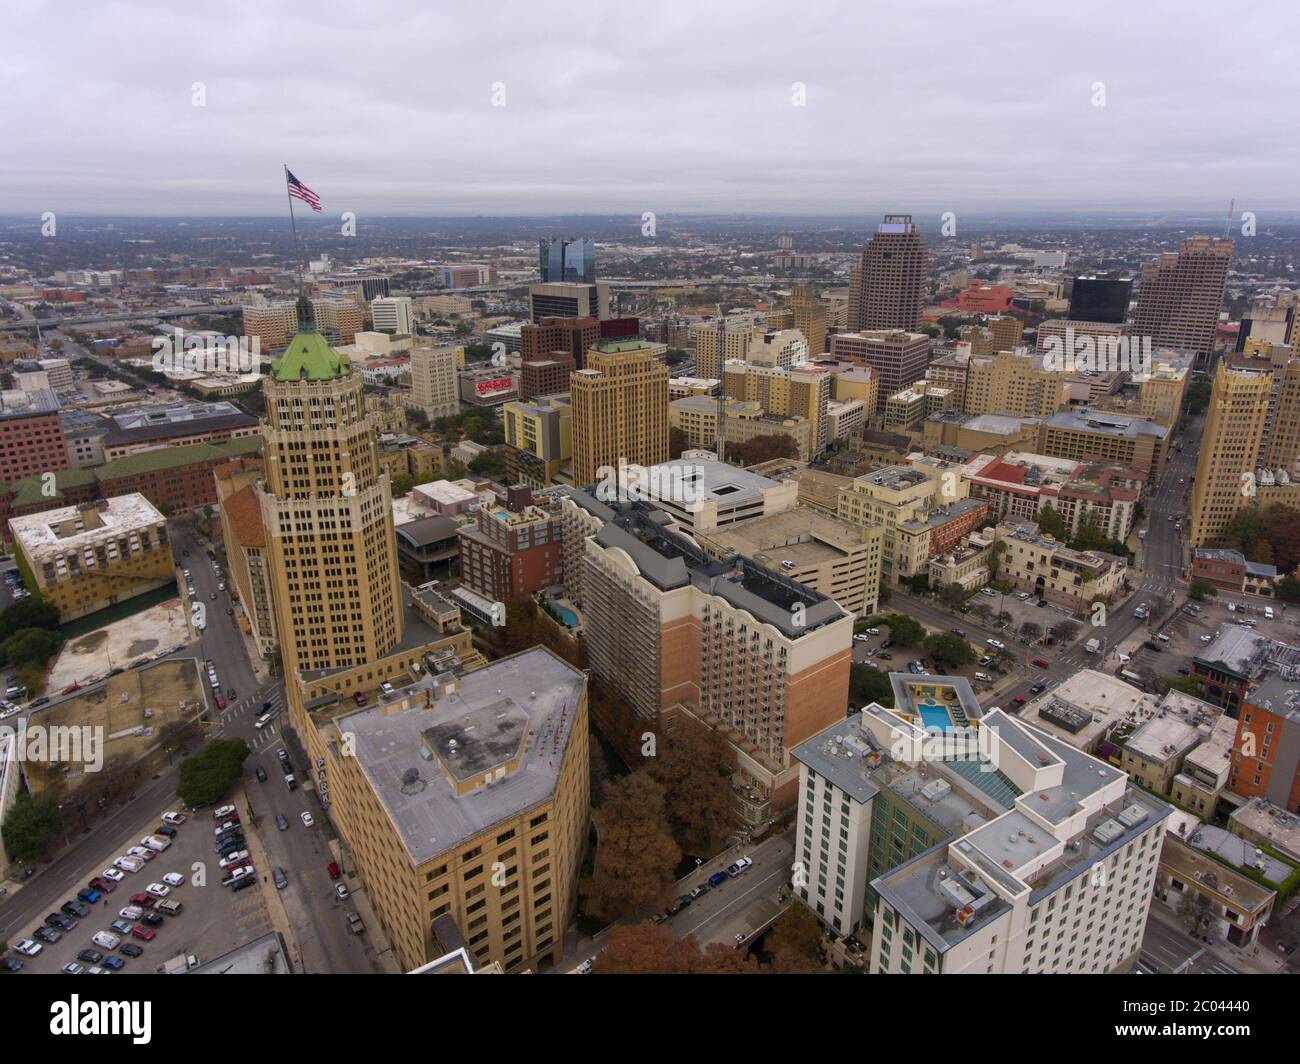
<box><xmin>918</xmin><ymin>699</ymin><xmax>958</xmax><ymax>732</ymax></box>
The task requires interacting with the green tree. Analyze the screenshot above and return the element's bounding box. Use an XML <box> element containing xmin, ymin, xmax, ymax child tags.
<box><xmin>1035</xmin><ymin>507</ymin><xmax>1068</xmax><ymax>540</ymax></box>
<box><xmin>176</xmin><ymin>738</ymin><xmax>250</xmax><ymax>808</ymax></box>
<box><xmin>907</xmin><ymin>573</ymin><xmax>931</xmax><ymax>595</ymax></box>
<box><xmin>1187</xmin><ymin>579</ymin><xmax>1218</xmax><ymax>602</ymax></box>
<box><xmin>0</xmin><ymin>597</ymin><xmax>60</xmax><ymax>643</ymax></box>
<box><xmin>882</xmin><ymin>613</ymin><xmax>924</xmax><ymax>647</ymax></box>
<box><xmin>2</xmin><ymin>627</ymin><xmax>61</xmax><ymax>670</ymax></box>
<box><xmin>924</xmin><ymin>632</ymin><xmax>975</xmax><ymax>668</ymax></box>
<box><xmin>1183</xmin><ymin>377</ymin><xmax>1211</xmax><ymax>416</ymax></box>
<box><xmin>939</xmin><ymin>583</ymin><xmax>968</xmax><ymax>611</ymax></box>
<box><xmin>849</xmin><ymin>664</ymin><xmax>895</xmax><ymax>707</ymax></box>
<box><xmin>3</xmin><ymin>791</ymin><xmax>64</xmax><ymax>861</ymax></box>
<box><xmin>390</xmin><ymin>473</ymin><xmax>416</xmax><ymax>497</ymax></box>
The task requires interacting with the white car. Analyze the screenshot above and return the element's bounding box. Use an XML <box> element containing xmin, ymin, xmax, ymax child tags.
<box><xmin>92</xmin><ymin>931</ymin><xmax>120</xmax><ymax>950</ymax></box>
<box><xmin>126</xmin><ymin>846</ymin><xmax>155</xmax><ymax>861</ymax></box>
<box><xmin>222</xmin><ymin>865</ymin><xmax>253</xmax><ymax>885</ymax></box>
<box><xmin>254</xmin><ymin>713</ymin><xmax>273</xmax><ymax>729</ymax></box>
<box><xmin>300</xmin><ymin>811</ymin><xmax>314</xmax><ymax>828</ymax></box>
<box><xmin>161</xmin><ymin>811</ymin><xmax>187</xmax><ymax>825</ymax></box>
<box><xmin>114</xmin><ymin>856</ymin><xmax>144</xmax><ymax>873</ymax></box>
<box><xmin>213</xmin><ymin>804</ymin><xmax>237</xmax><ymax>820</ymax></box>
<box><xmin>852</xmin><ymin>634</ymin><xmax>869</xmax><ymax>643</ymax></box>
<box><xmin>218</xmin><ymin>583</ymin><xmax>225</xmax><ymax>592</ymax></box>
<box><xmin>162</xmin><ymin>872</ymin><xmax>185</xmax><ymax>887</ymax></box>
<box><xmin>101</xmin><ymin>868</ymin><xmax>125</xmax><ymax>882</ymax></box>
<box><xmin>145</xmin><ymin>882</ymin><xmax>170</xmax><ymax>899</ymax></box>
<box><xmin>14</xmin><ymin>939</ymin><xmax>42</xmax><ymax>956</ymax></box>
<box><xmin>119</xmin><ymin>906</ymin><xmax>144</xmax><ymax>920</ymax></box>
<box><xmin>218</xmin><ymin>850</ymin><xmax>250</xmax><ymax>869</ymax></box>
<box><xmin>986</xmin><ymin>638</ymin><xmax>1006</xmax><ymax>650</ymax></box>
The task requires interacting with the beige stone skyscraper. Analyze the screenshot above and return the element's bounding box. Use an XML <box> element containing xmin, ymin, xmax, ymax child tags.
<box><xmin>408</xmin><ymin>343</ymin><xmax>460</xmax><ymax>419</ymax></box>
<box><xmin>1189</xmin><ymin>364</ymin><xmax>1272</xmax><ymax>548</ymax></box>
<box><xmin>256</xmin><ymin>303</ymin><xmax>404</xmax><ymax>675</ymax></box>
<box><xmin>789</xmin><ymin>283</ymin><xmax>828</xmax><ymax>359</ymax></box>
<box><xmin>570</xmin><ymin>339</ymin><xmax>669</xmax><ymax>485</ymax></box>
<box><xmin>847</xmin><ymin>215</ymin><xmax>928</xmax><ymax>331</ymax></box>
<box><xmin>1132</xmin><ymin>236</ymin><xmax>1232</xmax><ymax>366</ymax></box>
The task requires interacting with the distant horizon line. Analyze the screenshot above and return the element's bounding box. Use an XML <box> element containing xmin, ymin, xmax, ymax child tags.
<box><xmin>3</xmin><ymin>208</ymin><xmax>1300</xmax><ymax>222</ymax></box>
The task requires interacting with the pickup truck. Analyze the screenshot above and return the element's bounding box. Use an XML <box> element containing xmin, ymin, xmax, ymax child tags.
<box><xmin>1084</xmin><ymin>637</ymin><xmax>1101</xmax><ymax>654</ymax></box>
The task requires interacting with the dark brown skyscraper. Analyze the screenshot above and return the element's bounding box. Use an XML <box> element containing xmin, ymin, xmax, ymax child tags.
<box><xmin>848</xmin><ymin>214</ymin><xmax>928</xmax><ymax>331</ymax></box>
<box><xmin>1132</xmin><ymin>236</ymin><xmax>1232</xmax><ymax>366</ymax></box>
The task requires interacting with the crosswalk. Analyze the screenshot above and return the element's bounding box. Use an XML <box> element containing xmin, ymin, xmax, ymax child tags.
<box><xmin>210</xmin><ymin>682</ymin><xmax>285</xmax><ymax>748</ymax></box>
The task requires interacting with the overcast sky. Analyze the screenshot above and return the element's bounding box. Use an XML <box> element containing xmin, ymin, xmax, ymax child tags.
<box><xmin>2</xmin><ymin>0</ymin><xmax>1297</xmax><ymax>217</ymax></box>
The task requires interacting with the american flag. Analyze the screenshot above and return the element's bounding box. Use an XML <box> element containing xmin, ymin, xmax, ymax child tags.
<box><xmin>286</xmin><ymin>169</ymin><xmax>322</xmax><ymax>212</ymax></box>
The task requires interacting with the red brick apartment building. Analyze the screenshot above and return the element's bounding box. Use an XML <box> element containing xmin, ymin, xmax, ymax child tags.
<box><xmin>0</xmin><ymin>390</ymin><xmax>69</xmax><ymax>484</ymax></box>
<box><xmin>457</xmin><ymin>484</ymin><xmax>561</xmax><ymax>601</ymax></box>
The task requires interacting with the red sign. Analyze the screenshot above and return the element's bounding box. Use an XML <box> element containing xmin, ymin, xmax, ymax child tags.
<box><xmin>475</xmin><ymin>376</ymin><xmax>513</xmax><ymax>395</ymax></box>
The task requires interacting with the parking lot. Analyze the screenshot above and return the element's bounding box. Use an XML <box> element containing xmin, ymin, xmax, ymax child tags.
<box><xmin>6</xmin><ymin>803</ymin><xmax>275</xmax><ymax>974</ymax></box>
<box><xmin>1124</xmin><ymin>594</ymin><xmax>1299</xmax><ymax>690</ymax></box>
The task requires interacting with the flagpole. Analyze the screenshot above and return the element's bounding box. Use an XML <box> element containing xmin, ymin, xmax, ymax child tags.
<box><xmin>284</xmin><ymin>164</ymin><xmax>304</xmax><ymax>297</ymax></box>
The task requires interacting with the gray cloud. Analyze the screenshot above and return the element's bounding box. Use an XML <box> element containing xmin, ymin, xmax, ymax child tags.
<box><xmin>2</xmin><ymin>0</ymin><xmax>1297</xmax><ymax>215</ymax></box>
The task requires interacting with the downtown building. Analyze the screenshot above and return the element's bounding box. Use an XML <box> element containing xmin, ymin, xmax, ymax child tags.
<box><xmin>1188</xmin><ymin>362</ymin><xmax>1300</xmax><ymax>548</ymax></box>
<box><xmin>569</xmin><ymin>340</ymin><xmax>669</xmax><ymax>486</ymax></box>
<box><xmin>0</xmin><ymin>388</ymin><xmax>68</xmax><ymax>485</ymax></box>
<box><xmin>1131</xmin><ymin>236</ymin><xmax>1232</xmax><ymax>366</ymax></box>
<box><xmin>555</xmin><ymin>487</ymin><xmax>853</xmax><ymax>824</ymax></box>
<box><xmin>257</xmin><ymin>307</ymin><xmax>587</xmax><ymax>974</ymax></box>
<box><xmin>407</xmin><ymin>344</ymin><xmax>460</xmax><ymax>419</ymax></box>
<box><xmin>457</xmin><ymin>484</ymin><xmax>562</xmax><ymax>601</ymax></box>
<box><xmin>791</xmin><ymin>676</ymin><xmax>1170</xmax><ymax>972</ymax></box>
<box><xmin>847</xmin><ymin>215</ymin><xmax>928</xmax><ymax>332</ymax></box>
<box><xmin>828</xmin><ymin>330</ymin><xmax>931</xmax><ymax>412</ymax></box>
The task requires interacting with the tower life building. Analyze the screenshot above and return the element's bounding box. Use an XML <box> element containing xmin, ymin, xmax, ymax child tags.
<box><xmin>848</xmin><ymin>215</ymin><xmax>928</xmax><ymax>332</ymax></box>
<box><xmin>256</xmin><ymin>300</ymin><xmax>404</xmax><ymax>676</ymax></box>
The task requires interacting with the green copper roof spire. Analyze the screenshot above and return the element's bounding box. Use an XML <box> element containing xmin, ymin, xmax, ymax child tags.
<box><xmin>271</xmin><ymin>302</ymin><xmax>352</xmax><ymax>382</ymax></box>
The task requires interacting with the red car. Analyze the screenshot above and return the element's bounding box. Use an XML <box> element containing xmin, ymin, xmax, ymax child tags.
<box><xmin>1012</xmin><ymin>695</ymin><xmax>1027</xmax><ymax>705</ymax></box>
<box><xmin>353</xmin><ymin>692</ymin><xmax>367</xmax><ymax>706</ymax></box>
<box><xmin>61</xmin><ymin>684</ymin><xmax>82</xmax><ymax>695</ymax></box>
<box><xmin>131</xmin><ymin>925</ymin><xmax>156</xmax><ymax>941</ymax></box>
<box><xmin>89</xmin><ymin>877</ymin><xmax>116</xmax><ymax>893</ymax></box>
<box><xmin>327</xmin><ymin>862</ymin><xmax>341</xmax><ymax>880</ymax></box>
<box><xmin>1031</xmin><ymin>658</ymin><xmax>1050</xmax><ymax>669</ymax></box>
<box><xmin>215</xmin><ymin>694</ymin><xmax>226</xmax><ymax>710</ymax></box>
<box><xmin>129</xmin><ymin>893</ymin><xmax>156</xmax><ymax>908</ymax></box>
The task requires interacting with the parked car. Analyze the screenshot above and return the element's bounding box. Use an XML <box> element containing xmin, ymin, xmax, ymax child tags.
<box><xmin>131</xmin><ymin>925</ymin><xmax>156</xmax><ymax>942</ymax></box>
<box><xmin>327</xmin><ymin>861</ymin><xmax>341</xmax><ymax>879</ymax></box>
<box><xmin>161</xmin><ymin>811</ymin><xmax>187</xmax><ymax>825</ymax></box>
<box><xmin>231</xmin><ymin>876</ymin><xmax>257</xmax><ymax>893</ymax></box>
<box><xmin>89</xmin><ymin>877</ymin><xmax>115</xmax><ymax>893</ymax></box>
<box><xmin>300</xmin><ymin>811</ymin><xmax>314</xmax><ymax>827</ymax></box>
<box><xmin>62</xmin><ymin>962</ymin><xmax>86</xmax><ymax>975</ymax></box>
<box><xmin>110</xmin><ymin>919</ymin><xmax>133</xmax><ymax>935</ymax></box>
<box><xmin>726</xmin><ymin>857</ymin><xmax>754</xmax><ymax>877</ymax></box>
<box><xmin>155</xmin><ymin>825</ymin><xmax>178</xmax><ymax>839</ymax></box>
<box><xmin>212</xmin><ymin>804</ymin><xmax>237</xmax><ymax>820</ymax></box>
<box><xmin>273</xmin><ymin>867</ymin><xmax>289</xmax><ymax>890</ymax></box>
<box><xmin>335</xmin><ymin>882</ymin><xmax>350</xmax><ymax>900</ymax></box>
<box><xmin>219</xmin><ymin>850</ymin><xmax>250</xmax><ymax>869</ymax></box>
<box><xmin>118</xmin><ymin>906</ymin><xmax>144</xmax><ymax>920</ymax></box>
<box><xmin>145</xmin><ymin>883</ymin><xmax>170</xmax><ymax>899</ymax></box>
<box><xmin>162</xmin><ymin>872</ymin><xmax>185</xmax><ymax>887</ymax></box>
<box><xmin>92</xmin><ymin>931</ymin><xmax>121</xmax><ymax>950</ymax></box>
<box><xmin>708</xmin><ymin>871</ymin><xmax>728</xmax><ymax>887</ymax></box>
<box><xmin>63</xmin><ymin>899</ymin><xmax>91</xmax><ymax>917</ymax></box>
<box><xmin>129</xmin><ymin>893</ymin><xmax>156</xmax><ymax>908</ymax></box>
<box><xmin>33</xmin><ymin>926</ymin><xmax>61</xmax><ymax>944</ymax></box>
<box><xmin>140</xmin><ymin>912</ymin><xmax>163</xmax><ymax>928</ymax></box>
<box><xmin>101</xmin><ymin>955</ymin><xmax>126</xmax><ymax>971</ymax></box>
<box><xmin>77</xmin><ymin>887</ymin><xmax>102</xmax><ymax>904</ymax></box>
<box><xmin>986</xmin><ymin>638</ymin><xmax>1006</xmax><ymax>650</ymax></box>
<box><xmin>13</xmin><ymin>939</ymin><xmax>42</xmax><ymax>957</ymax></box>
<box><xmin>77</xmin><ymin>948</ymin><xmax>103</xmax><ymax>964</ymax></box>
<box><xmin>255</xmin><ymin>766</ymin><xmax>268</xmax><ymax>782</ymax></box>
<box><xmin>276</xmin><ymin>814</ymin><xmax>289</xmax><ymax>831</ymax></box>
<box><xmin>119</xmin><ymin>943</ymin><xmax>144</xmax><ymax>958</ymax></box>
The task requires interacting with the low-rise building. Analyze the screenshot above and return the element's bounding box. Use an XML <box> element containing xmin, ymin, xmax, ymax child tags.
<box><xmin>1154</xmin><ymin>836</ymin><xmax>1275</xmax><ymax>949</ymax></box>
<box><xmin>1120</xmin><ymin>690</ymin><xmax>1224</xmax><ymax>796</ymax></box>
<box><xmin>993</xmin><ymin>520</ymin><xmax>1128</xmax><ymax>609</ymax></box>
<box><xmin>9</xmin><ymin>494</ymin><xmax>173</xmax><ymax>620</ymax></box>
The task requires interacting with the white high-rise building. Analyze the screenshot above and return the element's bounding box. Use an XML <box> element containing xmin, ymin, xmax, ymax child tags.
<box><xmin>408</xmin><ymin>344</ymin><xmax>460</xmax><ymax>419</ymax></box>
<box><xmin>371</xmin><ymin>296</ymin><xmax>415</xmax><ymax>336</ymax></box>
<box><xmin>790</xmin><ymin>672</ymin><xmax>1170</xmax><ymax>973</ymax></box>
